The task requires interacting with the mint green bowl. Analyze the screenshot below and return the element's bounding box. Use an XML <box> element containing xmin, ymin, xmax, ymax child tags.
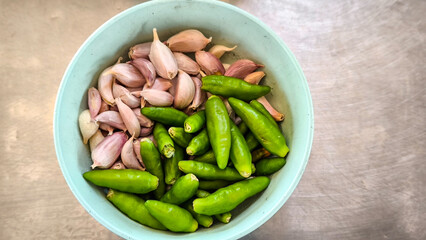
<box><xmin>54</xmin><ymin>0</ymin><xmax>313</xmax><ymax>239</ymax></box>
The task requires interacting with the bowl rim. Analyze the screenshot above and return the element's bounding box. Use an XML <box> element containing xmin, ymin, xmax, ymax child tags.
<box><xmin>53</xmin><ymin>0</ymin><xmax>314</xmax><ymax>239</ymax></box>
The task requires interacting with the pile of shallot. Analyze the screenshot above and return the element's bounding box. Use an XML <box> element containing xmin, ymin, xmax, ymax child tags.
<box><xmin>78</xmin><ymin>28</ymin><xmax>284</xmax><ymax>170</ymax></box>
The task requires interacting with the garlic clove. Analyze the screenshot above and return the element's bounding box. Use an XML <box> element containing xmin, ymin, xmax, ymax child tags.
<box><xmin>79</xmin><ymin>109</ymin><xmax>99</xmax><ymax>144</ymax></box>
<box><xmin>110</xmin><ymin>160</ymin><xmax>127</xmax><ymax>170</ymax></box>
<box><xmin>99</xmin><ymin>123</ymin><xmax>114</xmax><ymax>135</ymax></box>
<box><xmin>208</xmin><ymin>45</ymin><xmax>237</xmax><ymax>59</ymax></box>
<box><xmin>256</xmin><ymin>96</ymin><xmax>285</xmax><ymax>122</ymax></box>
<box><xmin>195</xmin><ymin>51</ymin><xmax>225</xmax><ymax>75</ymax></box>
<box><xmin>132</xmin><ymin>108</ymin><xmax>154</xmax><ymax>128</ymax></box>
<box><xmin>106</xmin><ymin>63</ymin><xmax>145</xmax><ymax>88</ymax></box>
<box><xmin>244</xmin><ymin>71</ymin><xmax>265</xmax><ymax>85</ymax></box>
<box><xmin>116</xmin><ymin>98</ymin><xmax>141</xmax><ymax>138</ymax></box>
<box><xmin>174</xmin><ymin>70</ymin><xmax>195</xmax><ymax>109</ymax></box>
<box><xmin>143</xmin><ymin>77</ymin><xmax>173</xmax><ymax>91</ymax></box>
<box><xmin>88</xmin><ymin>87</ymin><xmax>102</xmax><ymax>119</ymax></box>
<box><xmin>173</xmin><ymin>52</ymin><xmax>200</xmax><ymax>75</ymax></box>
<box><xmin>188</xmin><ymin>76</ymin><xmax>206</xmax><ymax>110</ymax></box>
<box><xmin>222</xmin><ymin>63</ymin><xmax>231</xmax><ymax>71</ymax></box>
<box><xmin>129</xmin><ymin>42</ymin><xmax>152</xmax><ymax>59</ymax></box>
<box><xmin>99</xmin><ymin>100</ymin><xmax>109</xmax><ymax>113</ymax></box>
<box><xmin>167</xmin><ymin>29</ymin><xmax>212</xmax><ymax>52</ymax></box>
<box><xmin>140</xmin><ymin>125</ymin><xmax>154</xmax><ymax>137</ymax></box>
<box><xmin>130</xmin><ymin>58</ymin><xmax>156</xmax><ymax>87</ymax></box>
<box><xmin>112</xmin><ymin>81</ymin><xmax>140</xmax><ymax>108</ymax></box>
<box><xmin>149</xmin><ymin>28</ymin><xmax>178</xmax><ymax>80</ymax></box>
<box><xmin>89</xmin><ymin>130</ymin><xmax>105</xmax><ymax>152</ymax></box>
<box><xmin>225</xmin><ymin>59</ymin><xmax>264</xmax><ymax>79</ymax></box>
<box><xmin>94</xmin><ymin>111</ymin><xmax>127</xmax><ymax>131</ymax></box>
<box><xmin>91</xmin><ymin>132</ymin><xmax>127</xmax><ymax>169</ymax></box>
<box><xmin>140</xmin><ymin>89</ymin><xmax>174</xmax><ymax>107</ymax></box>
<box><xmin>121</xmin><ymin>136</ymin><xmax>144</xmax><ymax>170</ymax></box>
<box><xmin>133</xmin><ymin>138</ymin><xmax>145</xmax><ymax>168</ymax></box>
<box><xmin>98</xmin><ymin>66</ymin><xmax>115</xmax><ymax>105</ymax></box>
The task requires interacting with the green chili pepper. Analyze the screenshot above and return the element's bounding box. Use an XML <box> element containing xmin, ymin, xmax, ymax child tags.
<box><xmin>184</xmin><ymin>110</ymin><xmax>206</xmax><ymax>133</ymax></box>
<box><xmin>140</xmin><ymin>138</ymin><xmax>166</xmax><ymax>199</ymax></box>
<box><xmin>251</xmin><ymin>148</ymin><xmax>271</xmax><ymax>163</ymax></box>
<box><xmin>182</xmin><ymin>201</ymin><xmax>213</xmax><ymax>228</ymax></box>
<box><xmin>164</xmin><ymin>145</ymin><xmax>183</xmax><ymax>185</ymax></box>
<box><xmin>186</xmin><ymin>129</ymin><xmax>210</xmax><ymax>156</ymax></box>
<box><xmin>193</xmin><ymin>150</ymin><xmax>216</xmax><ymax>164</ymax></box>
<box><xmin>195</xmin><ymin>189</ymin><xmax>211</xmax><ymax>198</ymax></box>
<box><xmin>238</xmin><ymin>121</ymin><xmax>249</xmax><ymax>135</ymax></box>
<box><xmin>229</xmin><ymin>121</ymin><xmax>252</xmax><ymax>178</ymax></box>
<box><xmin>194</xmin><ymin>189</ymin><xmax>232</xmax><ymax>224</ymax></box>
<box><xmin>249</xmin><ymin>100</ymin><xmax>279</xmax><ymax>129</ymax></box>
<box><xmin>178</xmin><ymin>160</ymin><xmax>245</xmax><ymax>181</ymax></box>
<box><xmin>145</xmin><ymin>200</ymin><xmax>198</xmax><ymax>232</ymax></box>
<box><xmin>83</xmin><ymin>169</ymin><xmax>158</xmax><ymax>194</ymax></box>
<box><xmin>193</xmin><ymin>176</ymin><xmax>270</xmax><ymax>215</ymax></box>
<box><xmin>228</xmin><ymin>97</ymin><xmax>289</xmax><ymax>157</ymax></box>
<box><xmin>154</xmin><ymin>123</ymin><xmax>175</xmax><ymax>158</ymax></box>
<box><xmin>245</xmin><ymin>131</ymin><xmax>259</xmax><ymax>151</ymax></box>
<box><xmin>198</xmin><ymin>180</ymin><xmax>233</xmax><ymax>190</ymax></box>
<box><xmin>106</xmin><ymin>189</ymin><xmax>167</xmax><ymax>230</ymax></box>
<box><xmin>255</xmin><ymin>157</ymin><xmax>286</xmax><ymax>176</ymax></box>
<box><xmin>201</xmin><ymin>75</ymin><xmax>271</xmax><ymax>101</ymax></box>
<box><xmin>168</xmin><ymin>127</ymin><xmax>193</xmax><ymax>148</ymax></box>
<box><xmin>205</xmin><ymin>95</ymin><xmax>231</xmax><ymax>169</ymax></box>
<box><xmin>141</xmin><ymin>107</ymin><xmax>188</xmax><ymax>127</ymax></box>
<box><xmin>215</xmin><ymin>212</ymin><xmax>232</xmax><ymax>224</ymax></box>
<box><xmin>160</xmin><ymin>174</ymin><xmax>199</xmax><ymax>205</ymax></box>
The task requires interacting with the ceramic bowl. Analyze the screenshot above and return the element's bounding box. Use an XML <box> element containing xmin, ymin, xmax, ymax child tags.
<box><xmin>54</xmin><ymin>0</ymin><xmax>313</xmax><ymax>239</ymax></box>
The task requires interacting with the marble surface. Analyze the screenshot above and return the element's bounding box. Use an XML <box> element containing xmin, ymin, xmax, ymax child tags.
<box><xmin>1</xmin><ymin>0</ymin><xmax>425</xmax><ymax>239</ymax></box>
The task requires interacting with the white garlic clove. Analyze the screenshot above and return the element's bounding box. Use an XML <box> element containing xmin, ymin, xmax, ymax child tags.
<box><xmin>94</xmin><ymin>111</ymin><xmax>127</xmax><ymax>131</ymax></box>
<box><xmin>174</xmin><ymin>70</ymin><xmax>195</xmax><ymax>109</ymax></box>
<box><xmin>116</xmin><ymin>98</ymin><xmax>141</xmax><ymax>138</ymax></box>
<box><xmin>140</xmin><ymin>89</ymin><xmax>174</xmax><ymax>107</ymax></box>
<box><xmin>91</xmin><ymin>132</ymin><xmax>127</xmax><ymax>169</ymax></box>
<box><xmin>225</xmin><ymin>59</ymin><xmax>263</xmax><ymax>79</ymax></box>
<box><xmin>149</xmin><ymin>28</ymin><xmax>178</xmax><ymax>80</ymax></box>
<box><xmin>121</xmin><ymin>136</ymin><xmax>144</xmax><ymax>170</ymax></box>
<box><xmin>79</xmin><ymin>109</ymin><xmax>99</xmax><ymax>144</ymax></box>
<box><xmin>128</xmin><ymin>42</ymin><xmax>151</xmax><ymax>59</ymax></box>
<box><xmin>208</xmin><ymin>44</ymin><xmax>237</xmax><ymax>59</ymax></box>
<box><xmin>98</xmin><ymin>66</ymin><xmax>115</xmax><ymax>105</ymax></box>
<box><xmin>167</xmin><ymin>29</ymin><xmax>211</xmax><ymax>52</ymax></box>
<box><xmin>130</xmin><ymin>58</ymin><xmax>156</xmax><ymax>87</ymax></box>
<box><xmin>173</xmin><ymin>52</ymin><xmax>200</xmax><ymax>75</ymax></box>
<box><xmin>195</xmin><ymin>51</ymin><xmax>225</xmax><ymax>75</ymax></box>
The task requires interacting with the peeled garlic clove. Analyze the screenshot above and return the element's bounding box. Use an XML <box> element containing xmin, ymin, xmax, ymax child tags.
<box><xmin>173</xmin><ymin>52</ymin><xmax>200</xmax><ymax>75</ymax></box>
<box><xmin>143</xmin><ymin>77</ymin><xmax>173</xmax><ymax>91</ymax></box>
<box><xmin>257</xmin><ymin>96</ymin><xmax>285</xmax><ymax>122</ymax></box>
<box><xmin>106</xmin><ymin>63</ymin><xmax>145</xmax><ymax>87</ymax></box>
<box><xmin>110</xmin><ymin>160</ymin><xmax>127</xmax><ymax>170</ymax></box>
<box><xmin>121</xmin><ymin>136</ymin><xmax>144</xmax><ymax>170</ymax></box>
<box><xmin>195</xmin><ymin>51</ymin><xmax>225</xmax><ymax>75</ymax></box>
<box><xmin>225</xmin><ymin>59</ymin><xmax>263</xmax><ymax>79</ymax></box>
<box><xmin>167</xmin><ymin>29</ymin><xmax>212</xmax><ymax>52</ymax></box>
<box><xmin>116</xmin><ymin>98</ymin><xmax>140</xmax><ymax>138</ymax></box>
<box><xmin>244</xmin><ymin>71</ymin><xmax>265</xmax><ymax>85</ymax></box>
<box><xmin>99</xmin><ymin>123</ymin><xmax>114</xmax><ymax>135</ymax></box>
<box><xmin>129</xmin><ymin>42</ymin><xmax>151</xmax><ymax>59</ymax></box>
<box><xmin>149</xmin><ymin>28</ymin><xmax>178</xmax><ymax>80</ymax></box>
<box><xmin>174</xmin><ymin>70</ymin><xmax>195</xmax><ymax>109</ymax></box>
<box><xmin>112</xmin><ymin>82</ymin><xmax>140</xmax><ymax>108</ymax></box>
<box><xmin>188</xmin><ymin>77</ymin><xmax>206</xmax><ymax>110</ymax></box>
<box><xmin>208</xmin><ymin>45</ymin><xmax>237</xmax><ymax>59</ymax></box>
<box><xmin>94</xmin><ymin>111</ymin><xmax>127</xmax><ymax>131</ymax></box>
<box><xmin>91</xmin><ymin>132</ymin><xmax>127</xmax><ymax>169</ymax></box>
<box><xmin>140</xmin><ymin>89</ymin><xmax>173</xmax><ymax>107</ymax></box>
<box><xmin>98</xmin><ymin>67</ymin><xmax>115</xmax><ymax>105</ymax></box>
<box><xmin>140</xmin><ymin>125</ymin><xmax>154</xmax><ymax>137</ymax></box>
<box><xmin>133</xmin><ymin>138</ymin><xmax>145</xmax><ymax>168</ymax></box>
<box><xmin>132</xmin><ymin>108</ymin><xmax>154</xmax><ymax>127</ymax></box>
<box><xmin>88</xmin><ymin>87</ymin><xmax>102</xmax><ymax>119</ymax></box>
<box><xmin>79</xmin><ymin>109</ymin><xmax>99</xmax><ymax>144</ymax></box>
<box><xmin>89</xmin><ymin>130</ymin><xmax>104</xmax><ymax>152</ymax></box>
<box><xmin>130</xmin><ymin>58</ymin><xmax>156</xmax><ymax>87</ymax></box>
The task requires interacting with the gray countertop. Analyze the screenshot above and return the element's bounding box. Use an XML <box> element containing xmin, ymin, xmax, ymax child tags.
<box><xmin>1</xmin><ymin>0</ymin><xmax>425</xmax><ymax>239</ymax></box>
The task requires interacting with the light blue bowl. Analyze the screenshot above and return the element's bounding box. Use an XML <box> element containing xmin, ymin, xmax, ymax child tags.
<box><xmin>54</xmin><ymin>0</ymin><xmax>313</xmax><ymax>239</ymax></box>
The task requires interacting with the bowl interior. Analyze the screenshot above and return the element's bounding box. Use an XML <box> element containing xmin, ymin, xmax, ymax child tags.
<box><xmin>54</xmin><ymin>0</ymin><xmax>313</xmax><ymax>239</ymax></box>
